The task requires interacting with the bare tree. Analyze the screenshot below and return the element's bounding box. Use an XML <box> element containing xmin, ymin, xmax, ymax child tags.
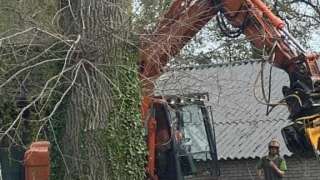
<box><xmin>0</xmin><ymin>0</ymin><xmax>145</xmax><ymax>180</ymax></box>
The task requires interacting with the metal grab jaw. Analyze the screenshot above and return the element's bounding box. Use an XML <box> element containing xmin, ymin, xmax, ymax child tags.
<box><xmin>282</xmin><ymin>123</ymin><xmax>313</xmax><ymax>155</ymax></box>
<box><xmin>281</xmin><ymin>78</ymin><xmax>320</xmax><ymax>156</ymax></box>
<box><xmin>281</xmin><ymin>53</ymin><xmax>320</xmax><ymax>157</ymax></box>
<box><xmin>281</xmin><ymin>87</ymin><xmax>320</xmax><ymax>157</ymax></box>
<box><xmin>282</xmin><ymin>117</ymin><xmax>320</xmax><ymax>157</ymax></box>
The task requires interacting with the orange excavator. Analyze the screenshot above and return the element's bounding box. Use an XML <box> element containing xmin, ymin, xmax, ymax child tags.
<box><xmin>139</xmin><ymin>0</ymin><xmax>320</xmax><ymax>179</ymax></box>
<box><xmin>10</xmin><ymin>0</ymin><xmax>319</xmax><ymax>180</ymax></box>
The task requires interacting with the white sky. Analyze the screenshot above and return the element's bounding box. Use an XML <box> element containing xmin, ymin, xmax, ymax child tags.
<box><xmin>310</xmin><ymin>30</ymin><xmax>320</xmax><ymax>51</ymax></box>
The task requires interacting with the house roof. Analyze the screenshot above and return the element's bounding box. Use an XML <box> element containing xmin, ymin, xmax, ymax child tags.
<box><xmin>156</xmin><ymin>60</ymin><xmax>293</xmax><ymax>160</ymax></box>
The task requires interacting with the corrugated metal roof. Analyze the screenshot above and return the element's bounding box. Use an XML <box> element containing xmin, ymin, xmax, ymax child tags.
<box><xmin>156</xmin><ymin>61</ymin><xmax>293</xmax><ymax>159</ymax></box>
<box><xmin>215</xmin><ymin>119</ymin><xmax>292</xmax><ymax>159</ymax></box>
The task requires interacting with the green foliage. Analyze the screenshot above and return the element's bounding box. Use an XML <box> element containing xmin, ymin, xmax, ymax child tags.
<box><xmin>0</xmin><ymin>97</ymin><xmax>19</xmax><ymax>146</ymax></box>
<box><xmin>103</xmin><ymin>61</ymin><xmax>147</xmax><ymax>180</ymax></box>
<box><xmin>0</xmin><ymin>85</ymin><xmax>37</xmax><ymax>148</ymax></box>
<box><xmin>0</xmin><ymin>0</ymin><xmax>57</xmax><ymax>32</ymax></box>
<box><xmin>0</xmin><ymin>1</ymin><xmax>148</xmax><ymax>179</ymax></box>
<box><xmin>48</xmin><ymin>99</ymin><xmax>67</xmax><ymax>180</ymax></box>
<box><xmin>0</xmin><ymin>39</ymin><xmax>68</xmax><ymax>178</ymax></box>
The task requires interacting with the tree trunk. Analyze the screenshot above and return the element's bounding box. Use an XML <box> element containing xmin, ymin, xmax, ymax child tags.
<box><xmin>58</xmin><ymin>0</ymin><xmax>145</xmax><ymax>179</ymax></box>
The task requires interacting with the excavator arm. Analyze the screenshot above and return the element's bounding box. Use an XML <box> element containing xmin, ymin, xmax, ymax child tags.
<box><xmin>140</xmin><ymin>0</ymin><xmax>218</xmax><ymax>95</ymax></box>
<box><xmin>140</xmin><ymin>0</ymin><xmax>320</xmax><ymax>178</ymax></box>
<box><xmin>140</xmin><ymin>0</ymin><xmax>320</xmax><ymax>93</ymax></box>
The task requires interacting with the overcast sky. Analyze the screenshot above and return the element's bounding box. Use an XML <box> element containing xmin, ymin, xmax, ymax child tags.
<box><xmin>310</xmin><ymin>30</ymin><xmax>320</xmax><ymax>51</ymax></box>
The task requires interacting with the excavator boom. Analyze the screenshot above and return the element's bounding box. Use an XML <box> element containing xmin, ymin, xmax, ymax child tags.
<box><xmin>140</xmin><ymin>0</ymin><xmax>218</xmax><ymax>95</ymax></box>
<box><xmin>140</xmin><ymin>0</ymin><xmax>320</xmax><ymax>90</ymax></box>
<box><xmin>140</xmin><ymin>0</ymin><xmax>320</xmax><ymax>179</ymax></box>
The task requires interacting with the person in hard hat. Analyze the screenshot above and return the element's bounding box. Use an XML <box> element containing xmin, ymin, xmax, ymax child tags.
<box><xmin>256</xmin><ymin>139</ymin><xmax>287</xmax><ymax>180</ymax></box>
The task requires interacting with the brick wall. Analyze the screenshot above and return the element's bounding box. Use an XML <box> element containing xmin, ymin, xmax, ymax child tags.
<box><xmin>217</xmin><ymin>159</ymin><xmax>257</xmax><ymax>180</ymax></box>
<box><xmin>189</xmin><ymin>156</ymin><xmax>320</xmax><ymax>180</ymax></box>
<box><xmin>216</xmin><ymin>156</ymin><xmax>320</xmax><ymax>180</ymax></box>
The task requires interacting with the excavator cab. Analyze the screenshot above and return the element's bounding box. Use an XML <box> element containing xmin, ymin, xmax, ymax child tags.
<box><xmin>150</xmin><ymin>93</ymin><xmax>219</xmax><ymax>180</ymax></box>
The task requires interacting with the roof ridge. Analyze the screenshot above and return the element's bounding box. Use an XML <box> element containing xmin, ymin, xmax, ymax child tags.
<box><xmin>214</xmin><ymin>118</ymin><xmax>288</xmax><ymax>125</ymax></box>
<box><xmin>169</xmin><ymin>59</ymin><xmax>265</xmax><ymax>71</ymax></box>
